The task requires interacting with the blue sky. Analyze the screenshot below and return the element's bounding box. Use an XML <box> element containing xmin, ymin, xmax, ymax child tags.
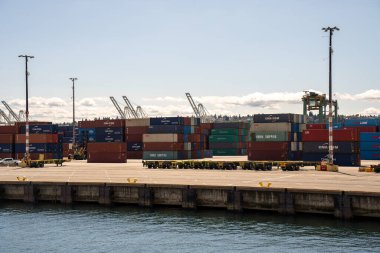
<box><xmin>0</xmin><ymin>0</ymin><xmax>379</xmax><ymax>122</ymax></box>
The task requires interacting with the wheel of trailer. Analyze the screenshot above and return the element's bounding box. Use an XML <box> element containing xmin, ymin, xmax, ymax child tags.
<box><xmin>178</xmin><ymin>163</ymin><xmax>184</xmax><ymax>169</ymax></box>
<box><xmin>148</xmin><ymin>164</ymin><xmax>153</xmax><ymax>169</ymax></box>
<box><xmin>281</xmin><ymin>167</ymin><xmax>287</xmax><ymax>171</ymax></box>
<box><xmin>295</xmin><ymin>165</ymin><xmax>300</xmax><ymax>171</ymax></box>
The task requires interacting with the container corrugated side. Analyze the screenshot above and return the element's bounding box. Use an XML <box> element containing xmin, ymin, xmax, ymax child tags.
<box><xmin>143</xmin><ymin>134</ymin><xmax>182</xmax><ymax>143</ymax></box>
<box><xmin>253</xmin><ymin>132</ymin><xmax>290</xmax><ymax>142</ymax></box>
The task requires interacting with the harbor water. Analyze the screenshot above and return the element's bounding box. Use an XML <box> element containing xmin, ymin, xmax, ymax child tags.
<box><xmin>0</xmin><ymin>202</ymin><xmax>379</xmax><ymax>253</ymax></box>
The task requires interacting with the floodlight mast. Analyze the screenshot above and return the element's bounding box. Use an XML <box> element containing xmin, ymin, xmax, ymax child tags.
<box><xmin>322</xmin><ymin>26</ymin><xmax>339</xmax><ymax>165</ymax></box>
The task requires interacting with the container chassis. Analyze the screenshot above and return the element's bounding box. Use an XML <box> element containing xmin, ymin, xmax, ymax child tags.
<box><xmin>20</xmin><ymin>159</ymin><xmax>69</xmax><ymax>168</ymax></box>
<box><xmin>142</xmin><ymin>160</ymin><xmax>319</xmax><ymax>171</ymax></box>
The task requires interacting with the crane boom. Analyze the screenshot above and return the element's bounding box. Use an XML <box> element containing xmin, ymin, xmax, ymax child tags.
<box><xmin>136</xmin><ymin>106</ymin><xmax>148</xmax><ymax>118</ymax></box>
<box><xmin>122</xmin><ymin>96</ymin><xmax>138</xmax><ymax>118</ymax></box>
<box><xmin>109</xmin><ymin>96</ymin><xmax>126</xmax><ymax>119</ymax></box>
<box><xmin>0</xmin><ymin>108</ymin><xmax>11</xmax><ymax>124</ymax></box>
<box><xmin>1</xmin><ymin>101</ymin><xmax>20</xmax><ymax>122</ymax></box>
<box><xmin>185</xmin><ymin>92</ymin><xmax>201</xmax><ymax>117</ymax></box>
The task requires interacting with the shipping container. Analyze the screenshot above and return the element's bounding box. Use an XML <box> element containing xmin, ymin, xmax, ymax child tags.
<box><xmin>253</xmin><ymin>132</ymin><xmax>290</xmax><ymax>142</ymax></box>
<box><xmin>125</xmin><ymin>126</ymin><xmax>149</xmax><ymax>135</ymax></box>
<box><xmin>249</xmin><ymin>141</ymin><xmax>289</xmax><ymax>151</ymax></box>
<box><xmin>95</xmin><ymin>127</ymin><xmax>124</xmax><ymax>135</ymax></box>
<box><xmin>149</xmin><ymin>117</ymin><xmax>184</xmax><ymax>126</ymax></box>
<box><xmin>306</xmin><ymin>123</ymin><xmax>326</xmax><ymax>130</ymax></box>
<box><xmin>143</xmin><ymin>151</ymin><xmax>186</xmax><ymax>160</ymax></box>
<box><xmin>211</xmin><ymin>128</ymin><xmax>248</xmax><ymax>136</ymax></box>
<box><xmin>252</xmin><ymin>123</ymin><xmax>298</xmax><ymax>133</ymax></box>
<box><xmin>0</xmin><ymin>153</ymin><xmax>13</xmax><ymax>159</ymax></box>
<box><xmin>143</xmin><ymin>134</ymin><xmax>183</xmax><ymax>143</ymax></box>
<box><xmin>143</xmin><ymin>142</ymin><xmax>185</xmax><ymax>151</ymax></box>
<box><xmin>344</xmin><ymin>126</ymin><xmax>377</xmax><ymax>133</ymax></box>
<box><xmin>126</xmin><ymin>134</ymin><xmax>144</xmax><ymax>142</ymax></box>
<box><xmin>360</xmin><ymin>141</ymin><xmax>380</xmax><ymax>151</ymax></box>
<box><xmin>211</xmin><ymin>148</ymin><xmax>244</xmax><ymax>156</ymax></box>
<box><xmin>19</xmin><ymin>124</ymin><xmax>58</xmax><ymax>134</ymax></box>
<box><xmin>0</xmin><ymin>125</ymin><xmax>17</xmax><ymax>134</ymax></box>
<box><xmin>126</xmin><ymin>151</ymin><xmax>143</xmax><ymax>159</ymax></box>
<box><xmin>87</xmin><ymin>142</ymin><xmax>126</xmax><ymax>153</ymax></box>
<box><xmin>0</xmin><ymin>134</ymin><xmax>14</xmax><ymax>143</ymax></box>
<box><xmin>302</xmin><ymin>129</ymin><xmax>359</xmax><ymax>142</ymax></box>
<box><xmin>248</xmin><ymin>150</ymin><xmax>289</xmax><ymax>161</ymax></box>
<box><xmin>15</xmin><ymin>153</ymin><xmax>62</xmax><ymax>160</ymax></box>
<box><xmin>87</xmin><ymin>152</ymin><xmax>126</xmax><ymax>163</ymax></box>
<box><xmin>360</xmin><ymin>132</ymin><xmax>380</xmax><ymax>142</ymax></box>
<box><xmin>209</xmin><ymin>135</ymin><xmax>243</xmax><ymax>143</ymax></box>
<box><xmin>147</xmin><ymin>125</ymin><xmax>184</xmax><ymax>134</ymax></box>
<box><xmin>360</xmin><ymin>150</ymin><xmax>380</xmax><ymax>160</ymax></box>
<box><xmin>213</xmin><ymin>122</ymin><xmax>248</xmax><ymax>129</ymax></box>
<box><xmin>209</xmin><ymin>142</ymin><xmax>246</xmax><ymax>149</ymax></box>
<box><xmin>253</xmin><ymin>113</ymin><xmax>303</xmax><ymax>123</ymax></box>
<box><xmin>15</xmin><ymin>143</ymin><xmax>62</xmax><ymax>153</ymax></box>
<box><xmin>0</xmin><ymin>144</ymin><xmax>13</xmax><ymax>153</ymax></box>
<box><xmin>79</xmin><ymin>119</ymin><xmax>125</xmax><ymax>128</ymax></box>
<box><xmin>15</xmin><ymin>134</ymin><xmax>59</xmax><ymax>143</ymax></box>
<box><xmin>125</xmin><ymin>118</ymin><xmax>150</xmax><ymax>127</ymax></box>
<box><xmin>344</xmin><ymin>118</ymin><xmax>380</xmax><ymax>127</ymax></box>
<box><xmin>302</xmin><ymin>142</ymin><xmax>359</xmax><ymax>153</ymax></box>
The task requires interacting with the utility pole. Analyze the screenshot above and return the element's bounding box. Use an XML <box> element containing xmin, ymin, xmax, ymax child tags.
<box><xmin>69</xmin><ymin>78</ymin><xmax>78</xmax><ymax>150</ymax></box>
<box><xmin>322</xmin><ymin>26</ymin><xmax>339</xmax><ymax>165</ymax></box>
<box><xmin>18</xmin><ymin>55</ymin><xmax>34</xmax><ymax>161</ymax></box>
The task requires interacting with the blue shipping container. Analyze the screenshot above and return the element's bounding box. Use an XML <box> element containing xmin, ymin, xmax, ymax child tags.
<box><xmin>325</xmin><ymin>123</ymin><xmax>344</xmax><ymax>129</ymax></box>
<box><xmin>360</xmin><ymin>141</ymin><xmax>380</xmax><ymax>151</ymax></box>
<box><xmin>360</xmin><ymin>150</ymin><xmax>380</xmax><ymax>160</ymax></box>
<box><xmin>344</xmin><ymin>118</ymin><xmax>380</xmax><ymax>127</ymax></box>
<box><xmin>150</xmin><ymin>117</ymin><xmax>184</xmax><ymax>126</ymax></box>
<box><xmin>95</xmin><ymin>127</ymin><xmax>124</xmax><ymax>135</ymax></box>
<box><xmin>0</xmin><ymin>144</ymin><xmax>13</xmax><ymax>153</ymax></box>
<box><xmin>360</xmin><ymin>132</ymin><xmax>380</xmax><ymax>142</ymax></box>
<box><xmin>147</xmin><ymin>125</ymin><xmax>184</xmax><ymax>134</ymax></box>
<box><xmin>20</xmin><ymin>124</ymin><xmax>58</xmax><ymax>134</ymax></box>
<box><xmin>15</xmin><ymin>143</ymin><xmax>62</xmax><ymax>153</ymax></box>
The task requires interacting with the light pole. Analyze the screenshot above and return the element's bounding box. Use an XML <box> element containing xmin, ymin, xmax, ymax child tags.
<box><xmin>69</xmin><ymin>78</ymin><xmax>77</xmax><ymax>150</ymax></box>
<box><xmin>322</xmin><ymin>26</ymin><xmax>339</xmax><ymax>165</ymax></box>
<box><xmin>18</xmin><ymin>55</ymin><xmax>34</xmax><ymax>161</ymax></box>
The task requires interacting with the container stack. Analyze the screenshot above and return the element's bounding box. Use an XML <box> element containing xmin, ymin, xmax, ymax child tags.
<box><xmin>343</xmin><ymin>118</ymin><xmax>380</xmax><ymax>160</ymax></box>
<box><xmin>79</xmin><ymin>119</ymin><xmax>126</xmax><ymax>163</ymax></box>
<box><xmin>15</xmin><ymin>123</ymin><xmax>63</xmax><ymax>160</ymax></box>
<box><xmin>58</xmin><ymin>124</ymin><xmax>78</xmax><ymax>157</ymax></box>
<box><xmin>200</xmin><ymin>123</ymin><xmax>214</xmax><ymax>158</ymax></box>
<box><xmin>248</xmin><ymin>114</ymin><xmax>304</xmax><ymax>161</ymax></box>
<box><xmin>125</xmin><ymin>119</ymin><xmax>150</xmax><ymax>159</ymax></box>
<box><xmin>143</xmin><ymin>117</ymin><xmax>203</xmax><ymax>160</ymax></box>
<box><xmin>209</xmin><ymin>122</ymin><xmax>250</xmax><ymax>156</ymax></box>
<box><xmin>0</xmin><ymin>126</ymin><xmax>17</xmax><ymax>159</ymax></box>
<box><xmin>302</xmin><ymin>127</ymin><xmax>360</xmax><ymax>166</ymax></box>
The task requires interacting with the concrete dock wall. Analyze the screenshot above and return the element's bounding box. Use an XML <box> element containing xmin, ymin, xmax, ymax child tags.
<box><xmin>1</xmin><ymin>181</ymin><xmax>379</xmax><ymax>219</ymax></box>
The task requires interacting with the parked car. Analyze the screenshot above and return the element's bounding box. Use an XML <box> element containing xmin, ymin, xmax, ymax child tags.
<box><xmin>0</xmin><ymin>158</ymin><xmax>21</xmax><ymax>166</ymax></box>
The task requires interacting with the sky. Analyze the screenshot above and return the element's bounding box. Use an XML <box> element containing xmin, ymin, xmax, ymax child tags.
<box><xmin>0</xmin><ymin>0</ymin><xmax>379</xmax><ymax>123</ymax></box>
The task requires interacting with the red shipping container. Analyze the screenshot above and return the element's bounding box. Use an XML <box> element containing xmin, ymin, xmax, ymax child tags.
<box><xmin>250</xmin><ymin>141</ymin><xmax>289</xmax><ymax>152</ymax></box>
<box><xmin>306</xmin><ymin>124</ymin><xmax>326</xmax><ymax>130</ymax></box>
<box><xmin>15</xmin><ymin>134</ymin><xmax>59</xmax><ymax>143</ymax></box>
<box><xmin>87</xmin><ymin>152</ymin><xmax>126</xmax><ymax>163</ymax></box>
<box><xmin>126</xmin><ymin>134</ymin><xmax>143</xmax><ymax>142</ymax></box>
<box><xmin>125</xmin><ymin>126</ymin><xmax>148</xmax><ymax>135</ymax></box>
<box><xmin>87</xmin><ymin>142</ymin><xmax>126</xmax><ymax>153</ymax></box>
<box><xmin>200</xmin><ymin>123</ymin><xmax>214</xmax><ymax>130</ymax></box>
<box><xmin>0</xmin><ymin>134</ymin><xmax>14</xmax><ymax>143</ymax></box>
<box><xmin>0</xmin><ymin>125</ymin><xmax>18</xmax><ymax>134</ymax></box>
<box><xmin>344</xmin><ymin>126</ymin><xmax>377</xmax><ymax>133</ymax></box>
<box><xmin>78</xmin><ymin>119</ymin><xmax>125</xmax><ymax>128</ymax></box>
<box><xmin>126</xmin><ymin>151</ymin><xmax>143</xmax><ymax>159</ymax></box>
<box><xmin>0</xmin><ymin>153</ymin><xmax>14</xmax><ymax>159</ymax></box>
<box><xmin>248</xmin><ymin>150</ymin><xmax>288</xmax><ymax>161</ymax></box>
<box><xmin>302</xmin><ymin>129</ymin><xmax>359</xmax><ymax>142</ymax></box>
<box><xmin>188</xmin><ymin>134</ymin><xmax>201</xmax><ymax>142</ymax></box>
<box><xmin>143</xmin><ymin>142</ymin><xmax>185</xmax><ymax>151</ymax></box>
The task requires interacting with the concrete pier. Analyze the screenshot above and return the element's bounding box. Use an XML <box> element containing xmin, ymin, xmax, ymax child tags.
<box><xmin>0</xmin><ymin>159</ymin><xmax>379</xmax><ymax>219</ymax></box>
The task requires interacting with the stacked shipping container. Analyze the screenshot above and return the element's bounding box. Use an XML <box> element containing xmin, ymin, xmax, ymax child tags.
<box><xmin>200</xmin><ymin>123</ymin><xmax>213</xmax><ymax>158</ymax></box>
<box><xmin>125</xmin><ymin>119</ymin><xmax>150</xmax><ymax>159</ymax></box>
<box><xmin>143</xmin><ymin>117</ymin><xmax>204</xmax><ymax>160</ymax></box>
<box><xmin>302</xmin><ymin>126</ymin><xmax>360</xmax><ymax>166</ymax></box>
<box><xmin>79</xmin><ymin>119</ymin><xmax>126</xmax><ymax>163</ymax></box>
<box><xmin>209</xmin><ymin>122</ymin><xmax>250</xmax><ymax>156</ymax></box>
<box><xmin>248</xmin><ymin>114</ymin><xmax>304</xmax><ymax>161</ymax></box>
<box><xmin>58</xmin><ymin>124</ymin><xmax>79</xmax><ymax>157</ymax></box>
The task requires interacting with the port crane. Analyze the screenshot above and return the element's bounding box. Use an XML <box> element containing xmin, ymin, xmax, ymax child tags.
<box><xmin>1</xmin><ymin>101</ymin><xmax>20</xmax><ymax>122</ymax></box>
<box><xmin>110</xmin><ymin>96</ymin><xmax>126</xmax><ymax>119</ymax></box>
<box><xmin>185</xmin><ymin>92</ymin><xmax>214</xmax><ymax>123</ymax></box>
<box><xmin>0</xmin><ymin>108</ymin><xmax>12</xmax><ymax>125</ymax></box>
<box><xmin>110</xmin><ymin>96</ymin><xmax>148</xmax><ymax>119</ymax></box>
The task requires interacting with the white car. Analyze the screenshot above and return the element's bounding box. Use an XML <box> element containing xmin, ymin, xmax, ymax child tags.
<box><xmin>0</xmin><ymin>158</ymin><xmax>21</xmax><ymax>166</ymax></box>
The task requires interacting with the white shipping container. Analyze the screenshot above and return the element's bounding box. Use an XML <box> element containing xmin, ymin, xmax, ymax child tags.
<box><xmin>252</xmin><ymin>123</ymin><xmax>292</xmax><ymax>132</ymax></box>
<box><xmin>125</xmin><ymin>118</ymin><xmax>150</xmax><ymax>127</ymax></box>
<box><xmin>291</xmin><ymin>142</ymin><xmax>298</xmax><ymax>151</ymax></box>
<box><xmin>299</xmin><ymin>124</ymin><xmax>307</xmax><ymax>133</ymax></box>
<box><xmin>143</xmin><ymin>133</ymin><xmax>179</xmax><ymax>142</ymax></box>
<box><xmin>184</xmin><ymin>142</ymin><xmax>192</xmax><ymax>151</ymax></box>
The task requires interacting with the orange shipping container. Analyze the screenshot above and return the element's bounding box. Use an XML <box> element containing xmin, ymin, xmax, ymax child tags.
<box><xmin>15</xmin><ymin>134</ymin><xmax>59</xmax><ymax>143</ymax></box>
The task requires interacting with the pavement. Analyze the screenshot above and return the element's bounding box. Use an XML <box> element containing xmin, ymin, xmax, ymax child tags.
<box><xmin>0</xmin><ymin>157</ymin><xmax>379</xmax><ymax>193</ymax></box>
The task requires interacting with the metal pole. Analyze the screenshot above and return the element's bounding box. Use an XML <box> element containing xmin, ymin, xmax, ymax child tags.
<box><xmin>19</xmin><ymin>55</ymin><xmax>34</xmax><ymax>161</ymax></box>
<box><xmin>69</xmin><ymin>78</ymin><xmax>77</xmax><ymax>150</ymax></box>
<box><xmin>322</xmin><ymin>26</ymin><xmax>339</xmax><ymax>165</ymax></box>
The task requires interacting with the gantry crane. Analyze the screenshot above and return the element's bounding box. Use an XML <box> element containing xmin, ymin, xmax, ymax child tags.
<box><xmin>136</xmin><ymin>106</ymin><xmax>148</xmax><ymax>118</ymax></box>
<box><xmin>1</xmin><ymin>101</ymin><xmax>20</xmax><ymax>122</ymax></box>
<box><xmin>302</xmin><ymin>91</ymin><xmax>338</xmax><ymax>123</ymax></box>
<box><xmin>109</xmin><ymin>96</ymin><xmax>126</xmax><ymax>119</ymax></box>
<box><xmin>0</xmin><ymin>108</ymin><xmax>11</xmax><ymax>124</ymax></box>
<box><xmin>185</xmin><ymin>92</ymin><xmax>214</xmax><ymax>123</ymax></box>
<box><xmin>122</xmin><ymin>96</ymin><xmax>139</xmax><ymax>119</ymax></box>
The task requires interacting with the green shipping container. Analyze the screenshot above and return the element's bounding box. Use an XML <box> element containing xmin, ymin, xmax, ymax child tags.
<box><xmin>211</xmin><ymin>128</ymin><xmax>248</xmax><ymax>136</ymax></box>
<box><xmin>211</xmin><ymin>148</ymin><xmax>240</xmax><ymax>156</ymax></box>
<box><xmin>143</xmin><ymin>151</ymin><xmax>182</xmax><ymax>160</ymax></box>
<box><xmin>209</xmin><ymin>135</ymin><xmax>240</xmax><ymax>143</ymax></box>
<box><xmin>253</xmin><ymin>131</ymin><xmax>290</xmax><ymax>142</ymax></box>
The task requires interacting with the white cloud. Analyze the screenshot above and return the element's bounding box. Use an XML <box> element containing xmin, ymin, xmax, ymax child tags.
<box><xmin>359</xmin><ymin>107</ymin><xmax>380</xmax><ymax>115</ymax></box>
<box><xmin>142</xmin><ymin>96</ymin><xmax>187</xmax><ymax>102</ymax></box>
